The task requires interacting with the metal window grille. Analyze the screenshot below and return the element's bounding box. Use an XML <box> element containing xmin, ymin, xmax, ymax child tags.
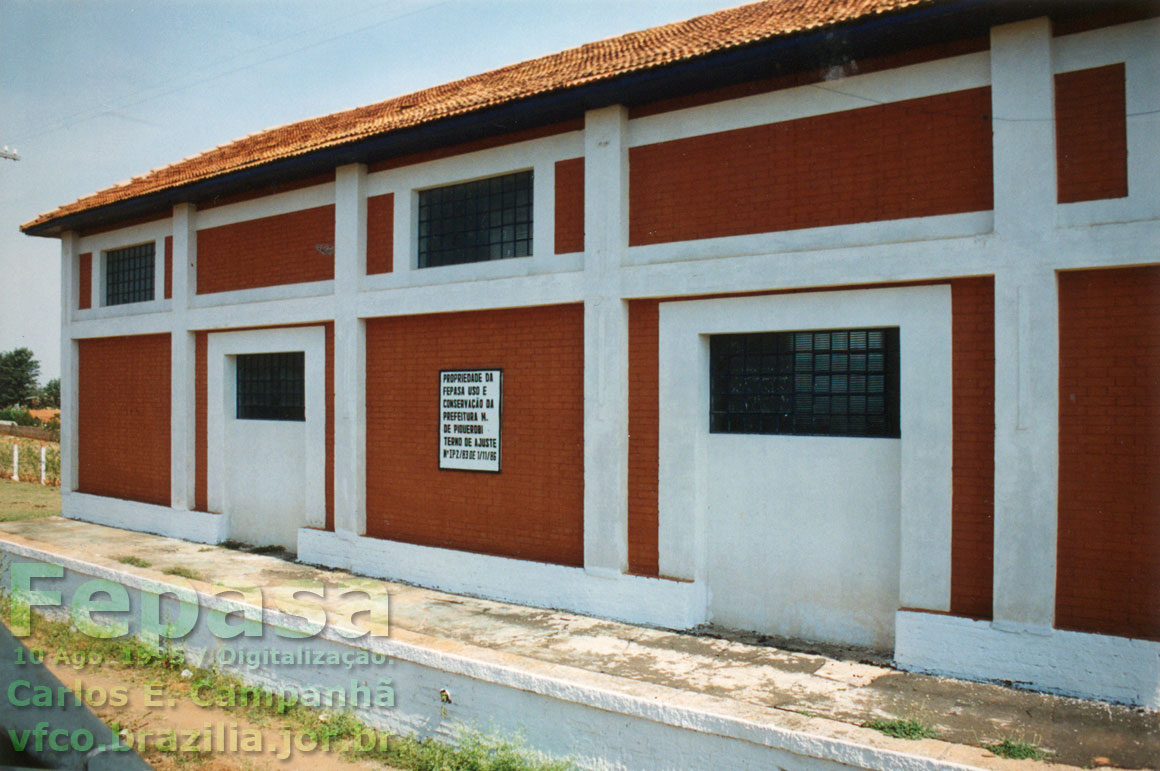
<box><xmin>710</xmin><ymin>328</ymin><xmax>900</xmax><ymax>438</ymax></box>
<box><xmin>417</xmin><ymin>170</ymin><xmax>533</xmax><ymax>268</ymax></box>
<box><xmin>104</xmin><ymin>243</ymin><xmax>155</xmax><ymax>306</ymax></box>
<box><xmin>236</xmin><ymin>352</ymin><xmax>305</xmax><ymax>421</ymax></box>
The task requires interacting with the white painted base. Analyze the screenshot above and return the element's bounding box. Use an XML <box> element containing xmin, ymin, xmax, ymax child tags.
<box><xmin>895</xmin><ymin>610</ymin><xmax>1160</xmax><ymax>709</ymax></box>
<box><xmin>298</xmin><ymin>528</ymin><xmax>707</xmax><ymax>631</ymax></box>
<box><xmin>0</xmin><ymin>540</ymin><xmax>994</xmax><ymax>771</ymax></box>
<box><xmin>62</xmin><ymin>491</ymin><xmax>228</xmax><ymax>544</ymax></box>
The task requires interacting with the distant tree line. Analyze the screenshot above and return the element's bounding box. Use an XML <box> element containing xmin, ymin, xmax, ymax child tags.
<box><xmin>0</xmin><ymin>348</ymin><xmax>59</xmax><ymax>427</ymax></box>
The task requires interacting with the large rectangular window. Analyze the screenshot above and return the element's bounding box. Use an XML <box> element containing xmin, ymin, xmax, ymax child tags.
<box><xmin>710</xmin><ymin>328</ymin><xmax>900</xmax><ymax>438</ymax></box>
<box><xmin>417</xmin><ymin>170</ymin><xmax>532</xmax><ymax>268</ymax></box>
<box><xmin>104</xmin><ymin>242</ymin><xmax>155</xmax><ymax>306</ymax></box>
<box><xmin>236</xmin><ymin>352</ymin><xmax>305</xmax><ymax>421</ymax></box>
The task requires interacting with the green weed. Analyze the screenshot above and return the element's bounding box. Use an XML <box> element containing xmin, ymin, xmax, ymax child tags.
<box><xmin>161</xmin><ymin>566</ymin><xmax>202</xmax><ymax>580</ymax></box>
<box><xmin>862</xmin><ymin>718</ymin><xmax>939</xmax><ymax>740</ymax></box>
<box><xmin>984</xmin><ymin>738</ymin><xmax>1047</xmax><ymax>760</ymax></box>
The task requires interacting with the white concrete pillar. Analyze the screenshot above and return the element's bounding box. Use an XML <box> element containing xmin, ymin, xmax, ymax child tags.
<box><xmin>991</xmin><ymin>17</ymin><xmax>1057</xmax><ymax>238</ymax></box>
<box><xmin>90</xmin><ymin>251</ymin><xmax>102</xmax><ymax>309</ymax></box>
<box><xmin>171</xmin><ymin>203</ymin><xmax>196</xmax><ymax>307</ymax></box>
<box><xmin>334</xmin><ymin>164</ymin><xmax>368</xmax><ymax>535</ymax></box>
<box><xmin>170</xmin><ymin>204</ymin><xmax>197</xmax><ymax>510</ymax></box>
<box><xmin>392</xmin><ymin>187</ymin><xmax>413</xmax><ymax>279</ymax></box>
<box><xmin>582</xmin><ymin>105</ymin><xmax>630</xmax><ymax>574</ymax></box>
<box><xmin>992</xmin><ymin>267</ymin><xmax>1059</xmax><ymax>630</ymax></box>
<box><xmin>335</xmin><ymin>164</ymin><xmax>368</xmax><ymax>293</ymax></box>
<box><xmin>59</xmin><ymin>232</ymin><xmax>79</xmax><ymax>493</ymax></box>
<box><xmin>153</xmin><ymin>237</ymin><xmax>166</xmax><ymax>303</ymax></box>
<box><xmin>989</xmin><ymin>18</ymin><xmax>1060</xmax><ymax>631</ymax></box>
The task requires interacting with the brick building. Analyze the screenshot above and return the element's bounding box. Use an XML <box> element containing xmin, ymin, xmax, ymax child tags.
<box><xmin>22</xmin><ymin>0</ymin><xmax>1159</xmax><ymax>708</ymax></box>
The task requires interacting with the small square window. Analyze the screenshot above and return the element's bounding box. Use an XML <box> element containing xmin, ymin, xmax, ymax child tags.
<box><xmin>105</xmin><ymin>243</ymin><xmax>155</xmax><ymax>306</ymax></box>
<box><xmin>236</xmin><ymin>352</ymin><xmax>305</xmax><ymax>421</ymax></box>
<box><xmin>709</xmin><ymin>328</ymin><xmax>900</xmax><ymax>438</ymax></box>
<box><xmin>417</xmin><ymin>171</ymin><xmax>533</xmax><ymax>268</ymax></box>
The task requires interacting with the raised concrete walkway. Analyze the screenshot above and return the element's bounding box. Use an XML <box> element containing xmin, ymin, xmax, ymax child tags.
<box><xmin>0</xmin><ymin>517</ymin><xmax>1155</xmax><ymax>770</ymax></box>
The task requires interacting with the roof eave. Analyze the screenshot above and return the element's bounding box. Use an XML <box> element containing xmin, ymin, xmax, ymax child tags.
<box><xmin>24</xmin><ymin>0</ymin><xmax>1076</xmax><ymax>239</ymax></box>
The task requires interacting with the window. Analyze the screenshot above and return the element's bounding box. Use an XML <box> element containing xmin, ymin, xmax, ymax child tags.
<box><xmin>710</xmin><ymin>327</ymin><xmax>900</xmax><ymax>438</ymax></box>
<box><xmin>104</xmin><ymin>243</ymin><xmax>155</xmax><ymax>306</ymax></box>
<box><xmin>236</xmin><ymin>352</ymin><xmax>305</xmax><ymax>421</ymax></box>
<box><xmin>417</xmin><ymin>170</ymin><xmax>532</xmax><ymax>268</ymax></box>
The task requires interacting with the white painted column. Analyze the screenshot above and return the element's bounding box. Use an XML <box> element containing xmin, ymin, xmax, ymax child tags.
<box><xmin>153</xmin><ymin>236</ymin><xmax>166</xmax><ymax>303</ymax></box>
<box><xmin>991</xmin><ymin>17</ymin><xmax>1057</xmax><ymax>237</ymax></box>
<box><xmin>59</xmin><ymin>231</ymin><xmax>80</xmax><ymax>493</ymax></box>
<box><xmin>991</xmin><ymin>267</ymin><xmax>1059</xmax><ymax>630</ymax></box>
<box><xmin>989</xmin><ymin>17</ymin><xmax>1060</xmax><ymax>630</ymax></box>
<box><xmin>170</xmin><ymin>204</ymin><xmax>197</xmax><ymax>510</ymax></box>
<box><xmin>334</xmin><ymin>163</ymin><xmax>368</xmax><ymax>535</ymax></box>
<box><xmin>392</xmin><ymin>188</ymin><xmax>413</xmax><ymax>280</ymax></box>
<box><xmin>582</xmin><ymin>106</ymin><xmax>630</xmax><ymax>574</ymax></box>
<box><xmin>90</xmin><ymin>249</ymin><xmax>101</xmax><ymax>309</ymax></box>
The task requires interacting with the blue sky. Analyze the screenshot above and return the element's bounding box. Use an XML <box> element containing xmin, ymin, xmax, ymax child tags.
<box><xmin>0</xmin><ymin>0</ymin><xmax>738</xmax><ymax>381</ymax></box>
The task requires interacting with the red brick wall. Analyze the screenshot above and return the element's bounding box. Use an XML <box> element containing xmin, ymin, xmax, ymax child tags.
<box><xmin>554</xmin><ymin>158</ymin><xmax>585</xmax><ymax>254</ymax></box>
<box><xmin>950</xmin><ymin>277</ymin><xmax>995</xmax><ymax>619</ymax></box>
<box><xmin>1057</xmin><ymin>266</ymin><xmax>1160</xmax><ymax>640</ymax></box>
<box><xmin>193</xmin><ymin>324</ymin><xmax>333</xmax><ymax>525</ymax></box>
<box><xmin>78</xmin><ymin>334</ymin><xmax>171</xmax><ymax>506</ymax></box>
<box><xmin>365</xmin><ymin>305</ymin><xmax>585</xmax><ymax>566</ymax></box>
<box><xmin>196</xmin><ymin>205</ymin><xmax>335</xmax><ymax>294</ymax></box>
<box><xmin>164</xmin><ymin>236</ymin><xmax>173</xmax><ymax>300</ymax></box>
<box><xmin>78</xmin><ymin>253</ymin><xmax>92</xmax><ymax>310</ymax></box>
<box><xmin>1055</xmin><ymin>64</ymin><xmax>1128</xmax><ymax>204</ymax></box>
<box><xmin>627</xmin><ymin>299</ymin><xmax>660</xmax><ymax>575</ymax></box>
<box><xmin>629</xmin><ymin>88</ymin><xmax>993</xmax><ymax>246</ymax></box>
<box><xmin>366</xmin><ymin>193</ymin><xmax>394</xmax><ymax>274</ymax></box>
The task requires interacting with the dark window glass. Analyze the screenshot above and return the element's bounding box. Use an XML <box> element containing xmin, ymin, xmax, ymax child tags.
<box><xmin>417</xmin><ymin>170</ymin><xmax>533</xmax><ymax>268</ymax></box>
<box><xmin>105</xmin><ymin>243</ymin><xmax>155</xmax><ymax>306</ymax></box>
<box><xmin>709</xmin><ymin>328</ymin><xmax>900</xmax><ymax>438</ymax></box>
<box><xmin>236</xmin><ymin>352</ymin><xmax>305</xmax><ymax>421</ymax></box>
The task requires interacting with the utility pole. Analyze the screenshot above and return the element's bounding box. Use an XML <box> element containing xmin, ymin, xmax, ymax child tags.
<box><xmin>0</xmin><ymin>146</ymin><xmax>19</xmax><ymax>162</ymax></box>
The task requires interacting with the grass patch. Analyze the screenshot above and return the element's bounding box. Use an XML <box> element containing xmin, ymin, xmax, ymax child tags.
<box><xmin>0</xmin><ymin>477</ymin><xmax>60</xmax><ymax>522</ymax></box>
<box><xmin>984</xmin><ymin>739</ymin><xmax>1047</xmax><ymax>760</ymax></box>
<box><xmin>862</xmin><ymin>718</ymin><xmax>939</xmax><ymax>740</ymax></box>
<box><xmin>161</xmin><ymin>566</ymin><xmax>202</xmax><ymax>580</ymax></box>
<box><xmin>116</xmin><ymin>555</ymin><xmax>151</xmax><ymax>568</ymax></box>
<box><xmin>348</xmin><ymin>728</ymin><xmax>574</xmax><ymax>770</ymax></box>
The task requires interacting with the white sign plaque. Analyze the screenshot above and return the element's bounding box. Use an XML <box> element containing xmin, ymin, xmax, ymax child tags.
<box><xmin>439</xmin><ymin>369</ymin><xmax>502</xmax><ymax>472</ymax></box>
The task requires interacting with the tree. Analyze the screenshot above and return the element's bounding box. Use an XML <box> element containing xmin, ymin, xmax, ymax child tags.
<box><xmin>0</xmin><ymin>348</ymin><xmax>41</xmax><ymax>408</ymax></box>
<box><xmin>40</xmin><ymin>378</ymin><xmax>60</xmax><ymax>408</ymax></box>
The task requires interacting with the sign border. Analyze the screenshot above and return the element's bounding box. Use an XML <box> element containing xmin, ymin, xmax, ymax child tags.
<box><xmin>437</xmin><ymin>368</ymin><xmax>503</xmax><ymax>473</ymax></box>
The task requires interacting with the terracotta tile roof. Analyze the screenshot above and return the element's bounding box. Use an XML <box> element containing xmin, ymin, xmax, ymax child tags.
<box><xmin>23</xmin><ymin>0</ymin><xmax>932</xmax><ymax>233</ymax></box>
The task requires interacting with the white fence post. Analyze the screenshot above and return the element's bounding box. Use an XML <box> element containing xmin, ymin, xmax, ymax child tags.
<box><xmin>10</xmin><ymin>442</ymin><xmax>17</xmax><ymax>481</ymax></box>
<box><xmin>40</xmin><ymin>444</ymin><xmax>47</xmax><ymax>485</ymax></box>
